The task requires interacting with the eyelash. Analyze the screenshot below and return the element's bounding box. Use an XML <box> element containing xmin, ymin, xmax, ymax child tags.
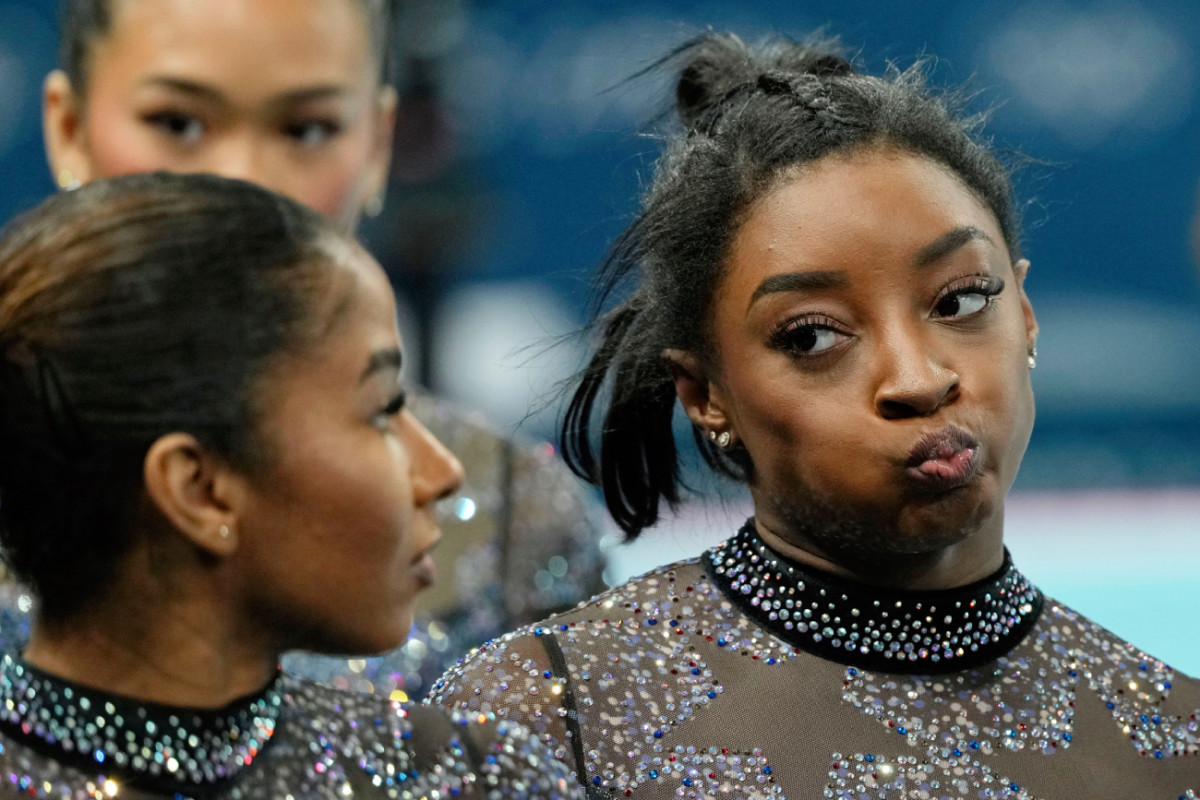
<box><xmin>381</xmin><ymin>390</ymin><xmax>408</xmax><ymax>418</ymax></box>
<box><xmin>932</xmin><ymin>274</ymin><xmax>1006</xmax><ymax>318</ymax></box>
<box><xmin>767</xmin><ymin>275</ymin><xmax>1006</xmax><ymax>357</ymax></box>
<box><xmin>768</xmin><ymin>313</ymin><xmax>848</xmax><ymax>356</ymax></box>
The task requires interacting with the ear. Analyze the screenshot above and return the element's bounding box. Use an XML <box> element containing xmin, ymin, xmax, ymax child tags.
<box><xmin>142</xmin><ymin>433</ymin><xmax>243</xmax><ymax>558</ymax></box>
<box><xmin>43</xmin><ymin>70</ymin><xmax>95</xmax><ymax>188</ymax></box>
<box><xmin>1012</xmin><ymin>258</ymin><xmax>1039</xmax><ymax>350</ymax></box>
<box><xmin>362</xmin><ymin>85</ymin><xmax>398</xmax><ymax>211</ymax></box>
<box><xmin>663</xmin><ymin>348</ymin><xmax>731</xmax><ymax>433</ymax></box>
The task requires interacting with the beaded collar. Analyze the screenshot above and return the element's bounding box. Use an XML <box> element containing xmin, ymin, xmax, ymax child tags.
<box><xmin>705</xmin><ymin>520</ymin><xmax>1043</xmax><ymax>674</ymax></box>
<box><xmin>0</xmin><ymin>653</ymin><xmax>284</xmax><ymax>791</ymax></box>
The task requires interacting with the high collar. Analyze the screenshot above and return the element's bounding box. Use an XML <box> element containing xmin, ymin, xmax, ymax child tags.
<box><xmin>0</xmin><ymin>653</ymin><xmax>284</xmax><ymax>791</ymax></box>
<box><xmin>705</xmin><ymin>519</ymin><xmax>1043</xmax><ymax>674</ymax></box>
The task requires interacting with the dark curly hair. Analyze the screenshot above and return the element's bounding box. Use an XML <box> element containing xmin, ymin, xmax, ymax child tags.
<box><xmin>59</xmin><ymin>0</ymin><xmax>395</xmax><ymax>93</ymax></box>
<box><xmin>0</xmin><ymin>172</ymin><xmax>344</xmax><ymax>619</ymax></box>
<box><xmin>562</xmin><ymin>32</ymin><xmax>1022</xmax><ymax>539</ymax></box>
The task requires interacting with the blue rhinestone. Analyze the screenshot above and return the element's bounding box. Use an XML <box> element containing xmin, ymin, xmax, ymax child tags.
<box><xmin>706</xmin><ymin>691</ymin><xmax>716</xmax><ymax>699</ymax></box>
<box><xmin>952</xmin><ymin>748</ymin><xmax>962</xmax><ymax>757</ymax></box>
<box><xmin>649</xmin><ymin>770</ymin><xmax>658</xmax><ymax>779</ymax></box>
<box><xmin>653</xmin><ymin>730</ymin><xmax>663</xmax><ymax>739</ymax></box>
<box><xmin>593</xmin><ymin>777</ymin><xmax>602</xmax><ymax>786</ymax></box>
<box><xmin>682</xmin><ymin>778</ymin><xmax>693</xmax><ymax>787</ymax></box>
<box><xmin>969</xmin><ymin>741</ymin><xmax>979</xmax><ymax>750</ymax></box>
<box><xmin>647</xmin><ymin>619</ymin><xmax>657</xmax><ymax>625</ymax></box>
<box><xmin>897</xmin><ymin>727</ymin><xmax>907</xmax><ymax>735</ymax></box>
<box><xmin>691</xmin><ymin>668</ymin><xmax>701</xmax><ymax>675</ymax></box>
<box><xmin>543</xmin><ymin>671</ymin><xmax>553</xmax><ymax>679</ymax></box>
<box><xmin>762</xmin><ymin>766</ymin><xmax>772</xmax><ymax>775</ymax></box>
<box><xmin>864</xmin><ymin>754</ymin><xmax>874</xmax><ymax>763</ymax></box>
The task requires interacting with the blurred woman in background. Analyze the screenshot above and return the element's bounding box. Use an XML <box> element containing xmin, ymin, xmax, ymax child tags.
<box><xmin>30</xmin><ymin>0</ymin><xmax>603</xmax><ymax>691</ymax></box>
<box><xmin>431</xmin><ymin>33</ymin><xmax>1200</xmax><ymax>798</ymax></box>
<box><xmin>0</xmin><ymin>171</ymin><xmax>576</xmax><ymax>798</ymax></box>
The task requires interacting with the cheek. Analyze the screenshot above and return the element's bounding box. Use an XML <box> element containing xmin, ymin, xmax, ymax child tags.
<box><xmin>83</xmin><ymin>106</ymin><xmax>176</xmax><ymax>177</ymax></box>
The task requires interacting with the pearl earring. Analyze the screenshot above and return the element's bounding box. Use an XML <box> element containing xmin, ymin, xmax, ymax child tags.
<box><xmin>219</xmin><ymin>524</ymin><xmax>232</xmax><ymax>539</ymax></box>
<box><xmin>56</xmin><ymin>168</ymin><xmax>81</xmax><ymax>192</ymax></box>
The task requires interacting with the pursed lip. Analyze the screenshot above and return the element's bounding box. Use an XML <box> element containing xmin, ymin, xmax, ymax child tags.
<box><xmin>904</xmin><ymin>424</ymin><xmax>982</xmax><ymax>493</ymax></box>
<box><xmin>410</xmin><ymin>531</ymin><xmax>441</xmax><ymax>587</ymax></box>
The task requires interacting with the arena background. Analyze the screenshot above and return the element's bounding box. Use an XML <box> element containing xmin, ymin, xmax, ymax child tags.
<box><xmin>1</xmin><ymin>0</ymin><xmax>1197</xmax><ymax>672</ymax></box>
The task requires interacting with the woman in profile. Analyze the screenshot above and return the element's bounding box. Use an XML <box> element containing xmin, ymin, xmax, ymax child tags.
<box><xmin>34</xmin><ymin>0</ymin><xmax>603</xmax><ymax>687</ymax></box>
<box><xmin>0</xmin><ymin>172</ymin><xmax>577</xmax><ymax>798</ymax></box>
<box><xmin>430</xmin><ymin>33</ymin><xmax>1200</xmax><ymax>798</ymax></box>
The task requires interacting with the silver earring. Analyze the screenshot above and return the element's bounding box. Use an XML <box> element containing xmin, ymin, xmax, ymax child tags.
<box><xmin>1027</xmin><ymin>344</ymin><xmax>1038</xmax><ymax>370</ymax></box>
<box><xmin>364</xmin><ymin>193</ymin><xmax>385</xmax><ymax>218</ymax></box>
<box><xmin>716</xmin><ymin>431</ymin><xmax>732</xmax><ymax>449</ymax></box>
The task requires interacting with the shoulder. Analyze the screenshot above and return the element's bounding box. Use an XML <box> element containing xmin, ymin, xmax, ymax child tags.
<box><xmin>284</xmin><ymin>675</ymin><xmax>580</xmax><ymax>798</ymax></box>
<box><xmin>429</xmin><ymin>557</ymin><xmax>713</xmax><ymax>703</ymax></box>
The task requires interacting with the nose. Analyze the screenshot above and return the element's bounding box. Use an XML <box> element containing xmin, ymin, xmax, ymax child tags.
<box><xmin>872</xmin><ymin>333</ymin><xmax>960</xmax><ymax>420</ymax></box>
<box><xmin>405</xmin><ymin>413</ymin><xmax>465</xmax><ymax>505</ymax></box>
<box><xmin>202</xmin><ymin>139</ymin><xmax>274</xmax><ymax>192</ymax></box>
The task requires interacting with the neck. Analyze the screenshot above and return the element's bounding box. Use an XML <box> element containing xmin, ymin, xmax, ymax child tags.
<box><xmin>23</xmin><ymin>552</ymin><xmax>278</xmax><ymax>708</ymax></box>
<box><xmin>751</xmin><ymin>505</ymin><xmax>1006</xmax><ymax>591</ymax></box>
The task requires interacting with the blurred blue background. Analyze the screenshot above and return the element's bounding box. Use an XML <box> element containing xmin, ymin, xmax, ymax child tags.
<box><xmin>1</xmin><ymin>0</ymin><xmax>1197</xmax><ymax>669</ymax></box>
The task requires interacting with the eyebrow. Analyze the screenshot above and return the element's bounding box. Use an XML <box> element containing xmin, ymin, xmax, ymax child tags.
<box><xmin>360</xmin><ymin>348</ymin><xmax>402</xmax><ymax>383</ymax></box>
<box><xmin>748</xmin><ymin>270</ymin><xmax>849</xmax><ymax>309</ymax></box>
<box><xmin>746</xmin><ymin>225</ymin><xmax>997</xmax><ymax>312</ymax></box>
<box><xmin>138</xmin><ymin>77</ymin><xmax>352</xmax><ymax>106</ymax></box>
<box><xmin>914</xmin><ymin>225</ymin><xmax>996</xmax><ymax>269</ymax></box>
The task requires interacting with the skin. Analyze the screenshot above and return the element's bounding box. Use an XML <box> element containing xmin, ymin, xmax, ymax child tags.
<box><xmin>24</xmin><ymin>245</ymin><xmax>464</xmax><ymax>706</ymax></box>
<box><xmin>671</xmin><ymin>146</ymin><xmax>1038</xmax><ymax>591</ymax></box>
<box><xmin>43</xmin><ymin>0</ymin><xmax>396</xmax><ymax>229</ymax></box>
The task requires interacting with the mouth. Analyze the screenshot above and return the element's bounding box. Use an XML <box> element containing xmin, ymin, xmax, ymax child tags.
<box><xmin>904</xmin><ymin>424</ymin><xmax>982</xmax><ymax>493</ymax></box>
<box><xmin>410</xmin><ymin>536</ymin><xmax>440</xmax><ymax>588</ymax></box>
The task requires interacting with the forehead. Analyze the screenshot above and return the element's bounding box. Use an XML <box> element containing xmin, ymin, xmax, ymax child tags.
<box><xmin>96</xmin><ymin>0</ymin><xmax>374</xmax><ymax>93</ymax></box>
<box><xmin>724</xmin><ymin>148</ymin><xmax>1007</xmax><ymax>299</ymax></box>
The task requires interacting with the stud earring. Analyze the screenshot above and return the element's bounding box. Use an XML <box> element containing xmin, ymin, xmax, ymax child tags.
<box><xmin>218</xmin><ymin>524</ymin><xmax>232</xmax><ymax>540</ymax></box>
<box><xmin>708</xmin><ymin>429</ymin><xmax>732</xmax><ymax>449</ymax></box>
<box><xmin>1027</xmin><ymin>344</ymin><xmax>1038</xmax><ymax>370</ymax></box>
<box><xmin>364</xmin><ymin>193</ymin><xmax>385</xmax><ymax>218</ymax></box>
<box><xmin>56</xmin><ymin>168</ymin><xmax>81</xmax><ymax>192</ymax></box>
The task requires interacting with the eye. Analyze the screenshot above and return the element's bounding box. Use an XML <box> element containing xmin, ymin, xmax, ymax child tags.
<box><xmin>373</xmin><ymin>390</ymin><xmax>408</xmax><ymax>430</ymax></box>
<box><xmin>770</xmin><ymin>315</ymin><xmax>851</xmax><ymax>356</ymax></box>
<box><xmin>932</xmin><ymin>276</ymin><xmax>1005</xmax><ymax>320</ymax></box>
<box><xmin>284</xmin><ymin>119</ymin><xmax>343</xmax><ymax>148</ymax></box>
<box><xmin>143</xmin><ymin>111</ymin><xmax>206</xmax><ymax>144</ymax></box>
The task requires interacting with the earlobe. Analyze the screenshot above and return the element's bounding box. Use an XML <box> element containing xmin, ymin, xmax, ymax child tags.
<box><xmin>43</xmin><ymin>70</ymin><xmax>93</xmax><ymax>188</ymax></box>
<box><xmin>142</xmin><ymin>434</ymin><xmax>241</xmax><ymax>558</ymax></box>
<box><xmin>663</xmin><ymin>348</ymin><xmax>730</xmax><ymax>431</ymax></box>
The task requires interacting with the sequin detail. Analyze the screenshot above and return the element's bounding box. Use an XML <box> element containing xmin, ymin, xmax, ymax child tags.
<box><xmin>0</xmin><ymin>661</ymin><xmax>580</xmax><ymax>798</ymax></box>
<box><xmin>433</xmin><ymin>533</ymin><xmax>1200</xmax><ymax>799</ymax></box>
<box><xmin>0</xmin><ymin>654</ymin><xmax>279</xmax><ymax>787</ymax></box>
<box><xmin>706</xmin><ymin>520</ymin><xmax>1043</xmax><ymax>673</ymax></box>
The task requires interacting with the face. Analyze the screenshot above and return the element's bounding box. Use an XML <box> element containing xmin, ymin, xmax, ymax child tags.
<box><xmin>699</xmin><ymin>147</ymin><xmax>1037</xmax><ymax>565</ymax></box>
<box><xmin>46</xmin><ymin>0</ymin><xmax>394</xmax><ymax>229</ymax></box>
<box><xmin>233</xmin><ymin>244</ymin><xmax>463</xmax><ymax>655</ymax></box>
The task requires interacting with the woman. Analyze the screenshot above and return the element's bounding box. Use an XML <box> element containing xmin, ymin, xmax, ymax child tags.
<box><xmin>35</xmin><ymin>0</ymin><xmax>603</xmax><ymax>690</ymax></box>
<box><xmin>0</xmin><ymin>171</ymin><xmax>577</xmax><ymax>798</ymax></box>
<box><xmin>429</xmin><ymin>34</ymin><xmax>1200</xmax><ymax>798</ymax></box>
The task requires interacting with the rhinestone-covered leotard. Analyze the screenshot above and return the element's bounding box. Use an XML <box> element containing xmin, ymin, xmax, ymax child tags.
<box><xmin>0</xmin><ymin>654</ymin><xmax>580</xmax><ymax>799</ymax></box>
<box><xmin>430</xmin><ymin>520</ymin><xmax>1200</xmax><ymax>798</ymax></box>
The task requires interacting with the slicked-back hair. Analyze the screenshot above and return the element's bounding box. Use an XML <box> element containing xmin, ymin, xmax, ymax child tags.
<box><xmin>562</xmin><ymin>33</ymin><xmax>1021</xmax><ymax>539</ymax></box>
<box><xmin>0</xmin><ymin>172</ymin><xmax>343</xmax><ymax>619</ymax></box>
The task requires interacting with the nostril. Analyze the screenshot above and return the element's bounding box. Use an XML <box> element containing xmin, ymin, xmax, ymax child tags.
<box><xmin>879</xmin><ymin>399</ymin><xmax>922</xmax><ymax>421</ymax></box>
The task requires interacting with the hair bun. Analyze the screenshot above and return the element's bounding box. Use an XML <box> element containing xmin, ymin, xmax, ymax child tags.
<box><xmin>673</xmin><ymin>33</ymin><xmax>853</xmax><ymax>131</ymax></box>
